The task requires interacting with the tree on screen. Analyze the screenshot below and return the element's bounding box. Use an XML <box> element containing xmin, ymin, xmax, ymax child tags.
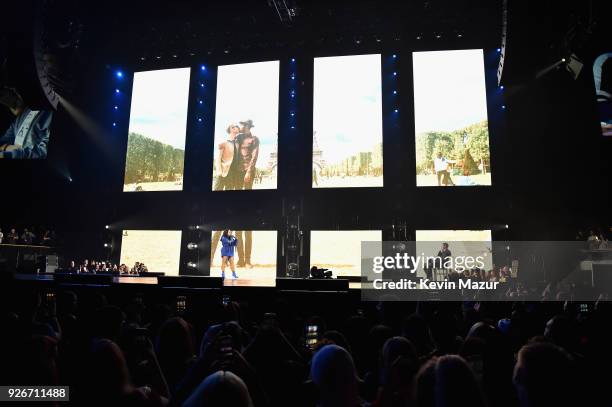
<box><xmin>124</xmin><ymin>132</ymin><xmax>185</xmax><ymax>185</ymax></box>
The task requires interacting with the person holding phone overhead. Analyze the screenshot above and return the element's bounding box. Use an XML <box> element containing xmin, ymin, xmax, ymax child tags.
<box><xmin>220</xmin><ymin>230</ymin><xmax>238</xmax><ymax>280</ymax></box>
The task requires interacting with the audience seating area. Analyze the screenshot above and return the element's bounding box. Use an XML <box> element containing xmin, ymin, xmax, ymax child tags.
<box><xmin>0</xmin><ymin>271</ymin><xmax>606</xmax><ymax>406</ymax></box>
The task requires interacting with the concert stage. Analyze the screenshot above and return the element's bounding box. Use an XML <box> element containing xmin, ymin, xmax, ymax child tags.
<box><xmin>12</xmin><ymin>273</ymin><xmax>362</xmax><ymax>291</ymax></box>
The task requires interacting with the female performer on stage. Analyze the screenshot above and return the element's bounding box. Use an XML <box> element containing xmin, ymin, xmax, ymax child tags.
<box><xmin>220</xmin><ymin>229</ymin><xmax>238</xmax><ymax>279</ymax></box>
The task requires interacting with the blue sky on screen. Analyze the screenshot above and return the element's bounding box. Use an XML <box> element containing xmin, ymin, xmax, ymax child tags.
<box><xmin>214</xmin><ymin>61</ymin><xmax>280</xmax><ymax>166</ymax></box>
<box><xmin>313</xmin><ymin>54</ymin><xmax>383</xmax><ymax>165</ymax></box>
<box><xmin>413</xmin><ymin>49</ymin><xmax>488</xmax><ymax>134</ymax></box>
<box><xmin>128</xmin><ymin>68</ymin><xmax>191</xmax><ymax>150</ymax></box>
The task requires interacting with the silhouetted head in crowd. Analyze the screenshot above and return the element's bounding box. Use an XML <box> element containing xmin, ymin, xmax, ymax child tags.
<box><xmin>402</xmin><ymin>313</ymin><xmax>431</xmax><ymax>356</ymax></box>
<box><xmin>156</xmin><ymin>317</ymin><xmax>196</xmax><ymax>390</ymax></box>
<box><xmin>87</xmin><ymin>339</ymin><xmax>131</xmax><ymax>400</ymax></box>
<box><xmin>321</xmin><ymin>330</ymin><xmax>351</xmax><ymax>353</ymax></box>
<box><xmin>92</xmin><ymin>305</ymin><xmax>125</xmax><ymax>341</ymax></box>
<box><xmin>429</xmin><ymin>311</ymin><xmax>461</xmax><ymax>354</ymax></box>
<box><xmin>544</xmin><ymin>314</ymin><xmax>576</xmax><ymax>352</ymax></box>
<box><xmin>183</xmin><ymin>370</ymin><xmax>253</xmax><ymax>407</ymax></box>
<box><xmin>380</xmin><ymin>336</ymin><xmax>417</xmax><ymax>384</ymax></box>
<box><xmin>513</xmin><ymin>342</ymin><xmax>574</xmax><ymax>407</ymax></box>
<box><xmin>467</xmin><ymin>321</ymin><xmax>499</xmax><ymax>344</ymax></box>
<box><xmin>22</xmin><ymin>335</ymin><xmax>59</xmax><ymax>385</ymax></box>
<box><xmin>415</xmin><ymin>354</ymin><xmax>486</xmax><ymax>407</ymax></box>
<box><xmin>311</xmin><ymin>344</ymin><xmax>361</xmax><ymax>407</ymax></box>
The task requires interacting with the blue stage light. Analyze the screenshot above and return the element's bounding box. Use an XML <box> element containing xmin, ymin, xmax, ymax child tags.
<box><xmin>200</xmin><ymin>65</ymin><xmax>206</xmax><ymax>71</ymax></box>
<box><xmin>291</xmin><ymin>58</ymin><xmax>296</xmax><ymax>62</ymax></box>
<box><xmin>392</xmin><ymin>54</ymin><xmax>397</xmax><ymax>58</ymax></box>
<box><xmin>500</xmin><ymin>85</ymin><xmax>504</xmax><ymax>90</ymax></box>
<box><xmin>112</xmin><ymin>122</ymin><xmax>117</xmax><ymax>127</ymax></box>
<box><xmin>502</xmin><ymin>105</ymin><xmax>506</xmax><ymax>109</ymax></box>
<box><xmin>200</xmin><ymin>83</ymin><xmax>204</xmax><ymax>87</ymax></box>
<box><xmin>290</xmin><ymin>111</ymin><xmax>295</xmax><ymax>116</ymax></box>
<box><xmin>116</xmin><ymin>71</ymin><xmax>123</xmax><ymax>78</ymax></box>
<box><xmin>114</xmin><ymin>105</ymin><xmax>118</xmax><ymax>110</ymax></box>
<box><xmin>393</xmin><ymin>90</ymin><xmax>397</xmax><ymax>95</ymax></box>
<box><xmin>394</xmin><ymin>109</ymin><xmax>398</xmax><ymax>113</ymax></box>
<box><xmin>199</xmin><ymin>100</ymin><xmax>203</xmax><ymax>104</ymax></box>
<box><xmin>198</xmin><ymin>117</ymin><xmax>203</xmax><ymax>122</ymax></box>
<box><xmin>497</xmin><ymin>48</ymin><xmax>501</xmax><ymax>52</ymax></box>
<box><xmin>291</xmin><ymin>125</ymin><xmax>295</xmax><ymax>129</ymax></box>
<box><xmin>115</xmin><ymin>89</ymin><xmax>120</xmax><ymax>94</ymax></box>
<box><xmin>393</xmin><ymin>72</ymin><xmax>397</xmax><ymax>76</ymax></box>
<box><xmin>291</xmin><ymin>75</ymin><xmax>295</xmax><ymax>80</ymax></box>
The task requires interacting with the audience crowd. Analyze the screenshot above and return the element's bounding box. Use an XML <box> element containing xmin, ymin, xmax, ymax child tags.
<box><xmin>63</xmin><ymin>259</ymin><xmax>150</xmax><ymax>275</ymax></box>
<box><xmin>0</xmin><ymin>269</ymin><xmax>605</xmax><ymax>407</ymax></box>
<box><xmin>0</xmin><ymin>226</ymin><xmax>58</xmax><ymax>246</ymax></box>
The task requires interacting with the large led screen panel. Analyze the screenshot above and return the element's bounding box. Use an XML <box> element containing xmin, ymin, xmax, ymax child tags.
<box><xmin>313</xmin><ymin>54</ymin><xmax>383</xmax><ymax>188</ymax></box>
<box><xmin>123</xmin><ymin>68</ymin><xmax>190</xmax><ymax>192</ymax></box>
<box><xmin>415</xmin><ymin>229</ymin><xmax>492</xmax><ymax>277</ymax></box>
<box><xmin>310</xmin><ymin>230</ymin><xmax>382</xmax><ymax>277</ymax></box>
<box><xmin>413</xmin><ymin>50</ymin><xmax>492</xmax><ymax>187</ymax></box>
<box><xmin>210</xmin><ymin>230</ymin><xmax>277</xmax><ymax>286</ymax></box>
<box><xmin>212</xmin><ymin>61</ymin><xmax>279</xmax><ymax>190</ymax></box>
<box><xmin>120</xmin><ymin>230</ymin><xmax>182</xmax><ymax>275</ymax></box>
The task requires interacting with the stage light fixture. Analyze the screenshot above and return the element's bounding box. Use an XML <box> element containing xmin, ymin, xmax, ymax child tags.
<box><xmin>291</xmin><ymin>74</ymin><xmax>295</xmax><ymax>80</ymax></box>
<box><xmin>115</xmin><ymin>89</ymin><xmax>120</xmax><ymax>94</ymax></box>
<box><xmin>116</xmin><ymin>71</ymin><xmax>123</xmax><ymax>78</ymax></box>
<box><xmin>416</xmin><ymin>35</ymin><xmax>422</xmax><ymax>40</ymax></box>
<box><xmin>505</xmin><ymin>224</ymin><xmax>509</xmax><ymax>229</ymax></box>
<box><xmin>114</xmin><ymin>105</ymin><xmax>118</xmax><ymax>110</ymax></box>
<box><xmin>393</xmin><ymin>90</ymin><xmax>397</xmax><ymax>95</ymax></box>
<box><xmin>201</xmin><ymin>65</ymin><xmax>206</xmax><ymax>71</ymax></box>
<box><xmin>198</xmin><ymin>118</ymin><xmax>203</xmax><ymax>122</ymax></box>
<box><xmin>291</xmin><ymin>125</ymin><xmax>295</xmax><ymax>129</ymax></box>
<box><xmin>500</xmin><ymin>85</ymin><xmax>504</xmax><ymax>90</ymax></box>
<box><xmin>187</xmin><ymin>262</ymin><xmax>197</xmax><ymax>268</ymax></box>
<box><xmin>105</xmin><ymin>225</ymin><xmax>110</xmax><ymax>229</ymax></box>
<box><xmin>290</xmin><ymin>111</ymin><xmax>295</xmax><ymax>116</ymax></box>
<box><xmin>394</xmin><ymin>109</ymin><xmax>399</xmax><ymax>113</ymax></box>
<box><xmin>393</xmin><ymin>71</ymin><xmax>397</xmax><ymax>76</ymax></box>
<box><xmin>187</xmin><ymin>243</ymin><xmax>198</xmax><ymax>250</ymax></box>
<box><xmin>502</xmin><ymin>105</ymin><xmax>506</xmax><ymax>109</ymax></box>
<box><xmin>200</xmin><ymin>83</ymin><xmax>204</xmax><ymax>87</ymax></box>
<box><xmin>497</xmin><ymin>48</ymin><xmax>501</xmax><ymax>53</ymax></box>
<box><xmin>199</xmin><ymin>100</ymin><xmax>203</xmax><ymax>104</ymax></box>
<box><xmin>291</xmin><ymin>58</ymin><xmax>296</xmax><ymax>62</ymax></box>
<box><xmin>562</xmin><ymin>58</ymin><xmax>566</xmax><ymax>62</ymax></box>
<box><xmin>393</xmin><ymin>54</ymin><xmax>397</xmax><ymax>58</ymax></box>
<box><xmin>103</xmin><ymin>243</ymin><xmax>110</xmax><ymax>248</ymax></box>
<box><xmin>112</xmin><ymin>122</ymin><xmax>117</xmax><ymax>127</ymax></box>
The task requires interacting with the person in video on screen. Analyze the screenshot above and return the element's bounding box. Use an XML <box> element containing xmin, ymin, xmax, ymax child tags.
<box><xmin>434</xmin><ymin>151</ymin><xmax>455</xmax><ymax>186</ymax></box>
<box><xmin>220</xmin><ymin>229</ymin><xmax>238</xmax><ymax>280</ymax></box>
<box><xmin>229</xmin><ymin>119</ymin><xmax>259</xmax><ymax>269</ymax></box>
<box><xmin>0</xmin><ymin>87</ymin><xmax>52</xmax><ymax>159</ymax></box>
<box><xmin>236</xmin><ymin>119</ymin><xmax>259</xmax><ymax>190</ymax></box>
<box><xmin>214</xmin><ymin>123</ymin><xmax>241</xmax><ymax>191</ymax></box>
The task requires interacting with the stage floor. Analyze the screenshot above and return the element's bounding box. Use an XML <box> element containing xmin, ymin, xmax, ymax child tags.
<box><xmin>13</xmin><ymin>273</ymin><xmax>362</xmax><ymax>290</ymax></box>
